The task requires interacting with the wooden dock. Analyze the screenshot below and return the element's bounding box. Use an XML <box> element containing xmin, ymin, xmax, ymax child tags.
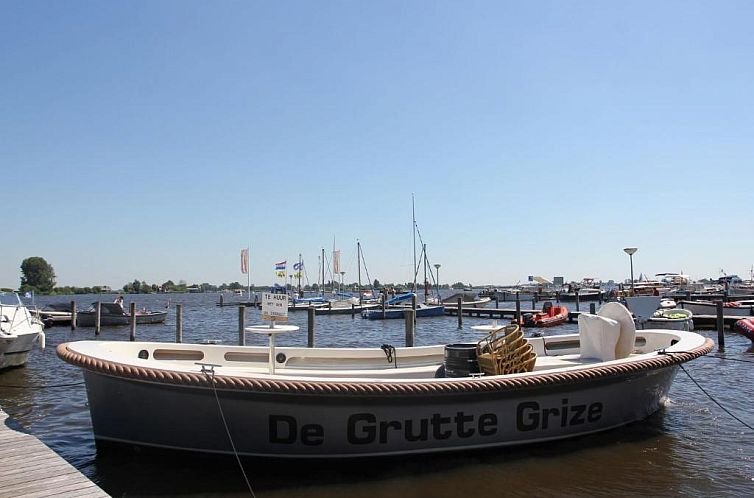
<box><xmin>444</xmin><ymin>307</ymin><xmax>584</xmax><ymax>322</ymax></box>
<box><xmin>0</xmin><ymin>407</ymin><xmax>109</xmax><ymax>498</ymax></box>
<box><xmin>686</xmin><ymin>314</ymin><xmax>741</xmax><ymax>330</ymax></box>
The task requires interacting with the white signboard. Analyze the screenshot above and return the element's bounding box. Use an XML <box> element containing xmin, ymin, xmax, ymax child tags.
<box><xmin>261</xmin><ymin>292</ymin><xmax>289</xmax><ymax>321</ymax></box>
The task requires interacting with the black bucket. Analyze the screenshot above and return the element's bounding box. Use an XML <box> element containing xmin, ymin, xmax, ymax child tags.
<box><xmin>443</xmin><ymin>343</ymin><xmax>480</xmax><ymax>378</ymax></box>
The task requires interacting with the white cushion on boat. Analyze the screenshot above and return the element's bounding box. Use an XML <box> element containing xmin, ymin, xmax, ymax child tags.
<box><xmin>597</xmin><ymin>302</ymin><xmax>637</xmax><ymax>359</ymax></box>
<box><xmin>578</xmin><ymin>314</ymin><xmax>620</xmax><ymax>361</ymax></box>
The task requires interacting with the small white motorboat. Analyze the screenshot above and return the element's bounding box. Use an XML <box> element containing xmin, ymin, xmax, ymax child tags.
<box><xmin>678</xmin><ymin>300</ymin><xmax>754</xmax><ymax>317</ymax></box>
<box><xmin>58</xmin><ymin>303</ymin><xmax>712</xmax><ymax>458</ymax></box>
<box><xmin>1</xmin><ymin>292</ymin><xmax>45</xmax><ymax>369</ymax></box>
<box><xmin>649</xmin><ymin>308</ymin><xmax>694</xmax><ymax>331</ymax></box>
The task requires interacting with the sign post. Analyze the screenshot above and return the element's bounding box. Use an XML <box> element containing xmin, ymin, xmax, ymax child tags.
<box><xmin>246</xmin><ymin>293</ymin><xmax>299</xmax><ymax>375</ymax></box>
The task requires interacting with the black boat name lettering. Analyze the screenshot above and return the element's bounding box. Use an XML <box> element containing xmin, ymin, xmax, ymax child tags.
<box><xmin>516</xmin><ymin>399</ymin><xmax>603</xmax><ymax>431</ymax></box>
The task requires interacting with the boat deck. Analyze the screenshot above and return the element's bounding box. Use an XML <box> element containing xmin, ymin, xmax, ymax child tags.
<box><xmin>0</xmin><ymin>407</ymin><xmax>108</xmax><ymax>497</ymax></box>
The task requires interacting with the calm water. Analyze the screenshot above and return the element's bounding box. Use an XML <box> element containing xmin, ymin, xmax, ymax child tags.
<box><xmin>1</xmin><ymin>293</ymin><xmax>752</xmax><ymax>497</ymax></box>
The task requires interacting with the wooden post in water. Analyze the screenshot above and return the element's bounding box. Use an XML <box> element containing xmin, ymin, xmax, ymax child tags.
<box><xmin>238</xmin><ymin>305</ymin><xmax>246</xmax><ymax>346</ymax></box>
<box><xmin>175</xmin><ymin>304</ymin><xmax>183</xmax><ymax>343</ymax></box>
<box><xmin>129</xmin><ymin>302</ymin><xmax>137</xmax><ymax>342</ymax></box>
<box><xmin>590</xmin><ymin>303</ymin><xmax>596</xmax><ymax>314</ymax></box>
<box><xmin>495</xmin><ymin>296</ymin><xmax>499</xmax><ymax>309</ymax></box>
<box><xmin>404</xmin><ymin>309</ymin><xmax>415</xmax><ymax>347</ymax></box>
<box><xmin>381</xmin><ymin>293</ymin><xmax>386</xmax><ymax>319</ymax></box>
<box><xmin>70</xmin><ymin>300</ymin><xmax>77</xmax><ymax>331</ymax></box>
<box><xmin>716</xmin><ymin>301</ymin><xmax>725</xmax><ymax>347</ymax></box>
<box><xmin>575</xmin><ymin>292</ymin><xmax>580</xmax><ymax>312</ymax></box>
<box><xmin>307</xmin><ymin>307</ymin><xmax>315</xmax><ymax>347</ymax></box>
<box><xmin>95</xmin><ymin>301</ymin><xmax>101</xmax><ymax>336</ymax></box>
<box><xmin>531</xmin><ymin>298</ymin><xmax>536</xmax><ymax>310</ymax></box>
<box><xmin>412</xmin><ymin>294</ymin><xmax>417</xmax><ymax>311</ymax></box>
<box><xmin>351</xmin><ymin>303</ymin><xmax>355</xmax><ymax>318</ymax></box>
<box><xmin>515</xmin><ymin>294</ymin><xmax>521</xmax><ymax>323</ymax></box>
<box><xmin>457</xmin><ymin>297</ymin><xmax>463</xmax><ymax>329</ymax></box>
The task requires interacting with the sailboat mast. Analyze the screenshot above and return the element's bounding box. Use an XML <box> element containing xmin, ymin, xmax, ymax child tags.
<box><xmin>412</xmin><ymin>194</ymin><xmax>417</xmax><ymax>293</ymax></box>
<box><xmin>321</xmin><ymin>248</ymin><xmax>325</xmax><ymax>297</ymax></box>
<box><xmin>423</xmin><ymin>243</ymin><xmax>428</xmax><ymax>301</ymax></box>
<box><xmin>297</xmin><ymin>253</ymin><xmax>302</xmax><ymax>297</ymax></box>
<box><xmin>357</xmin><ymin>240</ymin><xmax>362</xmax><ymax>305</ymax></box>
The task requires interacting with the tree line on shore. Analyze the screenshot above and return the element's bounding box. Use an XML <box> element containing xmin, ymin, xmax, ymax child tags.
<box><xmin>12</xmin><ymin>257</ymin><xmax>474</xmax><ymax>296</ymax></box>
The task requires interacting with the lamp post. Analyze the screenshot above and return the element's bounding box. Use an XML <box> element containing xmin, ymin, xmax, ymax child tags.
<box><xmin>434</xmin><ymin>264</ymin><xmax>441</xmax><ymax>299</ymax></box>
<box><xmin>623</xmin><ymin>247</ymin><xmax>638</xmax><ymax>296</ymax></box>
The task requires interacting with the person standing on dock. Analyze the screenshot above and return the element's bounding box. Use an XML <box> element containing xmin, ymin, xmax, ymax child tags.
<box><xmin>114</xmin><ymin>295</ymin><xmax>125</xmax><ymax>313</ymax></box>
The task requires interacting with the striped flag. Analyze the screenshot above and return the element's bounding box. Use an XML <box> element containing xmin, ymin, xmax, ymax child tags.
<box><xmin>240</xmin><ymin>248</ymin><xmax>249</xmax><ymax>274</ymax></box>
<box><xmin>275</xmin><ymin>261</ymin><xmax>287</xmax><ymax>271</ymax></box>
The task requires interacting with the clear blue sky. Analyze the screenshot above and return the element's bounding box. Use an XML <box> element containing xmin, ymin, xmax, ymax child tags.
<box><xmin>2</xmin><ymin>1</ymin><xmax>753</xmax><ymax>289</ymax></box>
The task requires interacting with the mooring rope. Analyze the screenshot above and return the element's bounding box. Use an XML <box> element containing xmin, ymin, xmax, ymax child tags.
<box><xmin>199</xmin><ymin>364</ymin><xmax>256</xmax><ymax>497</ymax></box>
<box><xmin>0</xmin><ymin>381</ymin><xmax>85</xmax><ymax>389</ymax></box>
<box><xmin>676</xmin><ymin>360</ymin><xmax>754</xmax><ymax>433</ymax></box>
<box><xmin>699</xmin><ymin>354</ymin><xmax>754</xmax><ymax>365</ymax></box>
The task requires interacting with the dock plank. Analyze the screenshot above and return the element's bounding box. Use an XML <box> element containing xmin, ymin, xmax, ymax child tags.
<box><xmin>0</xmin><ymin>407</ymin><xmax>108</xmax><ymax>498</ymax></box>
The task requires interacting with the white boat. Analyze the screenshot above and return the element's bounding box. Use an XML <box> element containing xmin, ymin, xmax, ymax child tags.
<box><xmin>678</xmin><ymin>300</ymin><xmax>754</xmax><ymax>317</ymax></box>
<box><xmin>58</xmin><ymin>303</ymin><xmax>712</xmax><ymax>458</ymax></box>
<box><xmin>648</xmin><ymin>308</ymin><xmax>694</xmax><ymax>331</ymax></box>
<box><xmin>439</xmin><ymin>293</ymin><xmax>492</xmax><ymax>309</ymax></box>
<box><xmin>1</xmin><ymin>293</ymin><xmax>45</xmax><ymax>369</ymax></box>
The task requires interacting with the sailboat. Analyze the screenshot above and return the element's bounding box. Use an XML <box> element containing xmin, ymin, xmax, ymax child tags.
<box><xmin>362</xmin><ymin>196</ymin><xmax>445</xmax><ymax>320</ymax></box>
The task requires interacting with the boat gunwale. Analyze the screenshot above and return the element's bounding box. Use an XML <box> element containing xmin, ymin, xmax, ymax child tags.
<box><xmin>57</xmin><ymin>335</ymin><xmax>714</xmax><ymax>397</ymax></box>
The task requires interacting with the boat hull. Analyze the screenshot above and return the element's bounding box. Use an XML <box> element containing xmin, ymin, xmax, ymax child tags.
<box><xmin>733</xmin><ymin>318</ymin><xmax>754</xmax><ymax>342</ymax></box>
<box><xmin>81</xmin><ymin>365</ymin><xmax>678</xmax><ymax>458</ymax></box>
<box><xmin>558</xmin><ymin>291</ymin><xmax>604</xmax><ymax>302</ymax></box>
<box><xmin>0</xmin><ymin>332</ymin><xmax>38</xmax><ymax>369</ymax></box>
<box><xmin>76</xmin><ymin>311</ymin><xmax>168</xmax><ymax>327</ymax></box>
<box><xmin>362</xmin><ymin>305</ymin><xmax>445</xmax><ymax>320</ymax></box>
<box><xmin>678</xmin><ymin>301</ymin><xmax>754</xmax><ymax>317</ymax></box>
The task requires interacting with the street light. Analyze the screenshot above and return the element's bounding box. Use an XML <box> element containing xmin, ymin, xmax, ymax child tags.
<box><xmin>434</xmin><ymin>264</ymin><xmax>441</xmax><ymax>299</ymax></box>
<box><xmin>623</xmin><ymin>247</ymin><xmax>638</xmax><ymax>296</ymax></box>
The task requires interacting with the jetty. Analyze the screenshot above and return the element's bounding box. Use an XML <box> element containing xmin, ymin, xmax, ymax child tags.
<box><xmin>0</xmin><ymin>407</ymin><xmax>108</xmax><ymax>497</ymax></box>
<box><xmin>445</xmin><ymin>306</ymin><xmax>584</xmax><ymax>322</ymax></box>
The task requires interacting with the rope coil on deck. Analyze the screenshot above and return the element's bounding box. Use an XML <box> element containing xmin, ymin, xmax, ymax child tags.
<box><xmin>56</xmin><ymin>339</ymin><xmax>714</xmax><ymax>397</ymax></box>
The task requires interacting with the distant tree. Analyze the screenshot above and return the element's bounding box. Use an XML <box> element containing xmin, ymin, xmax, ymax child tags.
<box><xmin>20</xmin><ymin>257</ymin><xmax>56</xmax><ymax>294</ymax></box>
<box><xmin>373</xmin><ymin>279</ymin><xmax>381</xmax><ymax>289</ymax></box>
<box><xmin>451</xmin><ymin>281</ymin><xmax>466</xmax><ymax>289</ymax></box>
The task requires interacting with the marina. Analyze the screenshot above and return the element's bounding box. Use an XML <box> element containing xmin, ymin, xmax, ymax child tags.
<box><xmin>1</xmin><ymin>292</ymin><xmax>753</xmax><ymax>496</ymax></box>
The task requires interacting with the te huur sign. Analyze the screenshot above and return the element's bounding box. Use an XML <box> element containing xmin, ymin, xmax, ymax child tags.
<box><xmin>262</xmin><ymin>292</ymin><xmax>289</xmax><ymax>321</ymax></box>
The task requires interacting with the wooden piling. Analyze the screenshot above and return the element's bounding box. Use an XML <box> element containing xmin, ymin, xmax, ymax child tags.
<box><xmin>590</xmin><ymin>303</ymin><xmax>596</xmax><ymax>314</ymax></box>
<box><xmin>716</xmin><ymin>301</ymin><xmax>725</xmax><ymax>347</ymax></box>
<box><xmin>404</xmin><ymin>309</ymin><xmax>415</xmax><ymax>347</ymax></box>
<box><xmin>457</xmin><ymin>297</ymin><xmax>463</xmax><ymax>329</ymax></box>
<box><xmin>95</xmin><ymin>301</ymin><xmax>101</xmax><ymax>336</ymax></box>
<box><xmin>495</xmin><ymin>296</ymin><xmax>499</xmax><ymax>308</ymax></box>
<box><xmin>351</xmin><ymin>303</ymin><xmax>355</xmax><ymax>318</ymax></box>
<box><xmin>515</xmin><ymin>294</ymin><xmax>521</xmax><ymax>322</ymax></box>
<box><xmin>176</xmin><ymin>304</ymin><xmax>183</xmax><ymax>343</ymax></box>
<box><xmin>382</xmin><ymin>293</ymin><xmax>386</xmax><ymax>319</ymax></box>
<box><xmin>70</xmin><ymin>300</ymin><xmax>77</xmax><ymax>331</ymax></box>
<box><xmin>575</xmin><ymin>292</ymin><xmax>580</xmax><ymax>312</ymax></box>
<box><xmin>531</xmin><ymin>298</ymin><xmax>536</xmax><ymax>310</ymax></box>
<box><xmin>129</xmin><ymin>302</ymin><xmax>136</xmax><ymax>341</ymax></box>
<box><xmin>238</xmin><ymin>305</ymin><xmax>246</xmax><ymax>346</ymax></box>
<box><xmin>219</xmin><ymin>294</ymin><xmax>224</xmax><ymax>306</ymax></box>
<box><xmin>307</xmin><ymin>307</ymin><xmax>315</xmax><ymax>347</ymax></box>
